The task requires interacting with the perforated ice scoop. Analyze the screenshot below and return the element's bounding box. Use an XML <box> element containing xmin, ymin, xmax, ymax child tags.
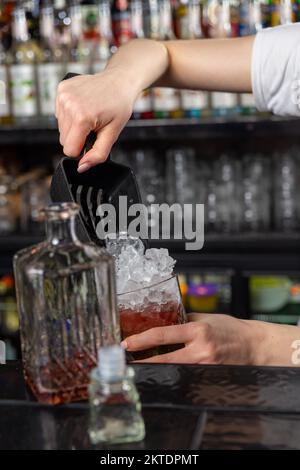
<box><xmin>50</xmin><ymin>73</ymin><xmax>143</xmax><ymax>246</ymax></box>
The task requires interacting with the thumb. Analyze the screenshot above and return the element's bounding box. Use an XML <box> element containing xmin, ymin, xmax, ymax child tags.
<box><xmin>77</xmin><ymin>124</ymin><xmax>120</xmax><ymax>173</ymax></box>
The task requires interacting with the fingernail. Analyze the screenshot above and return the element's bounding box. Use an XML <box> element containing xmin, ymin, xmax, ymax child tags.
<box><xmin>77</xmin><ymin>163</ymin><xmax>91</xmax><ymax>173</ymax></box>
<box><xmin>121</xmin><ymin>340</ymin><xmax>128</xmax><ymax>350</ymax></box>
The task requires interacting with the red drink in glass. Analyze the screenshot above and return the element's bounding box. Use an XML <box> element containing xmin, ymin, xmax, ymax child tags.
<box><xmin>118</xmin><ymin>276</ymin><xmax>186</xmax><ymax>360</ymax></box>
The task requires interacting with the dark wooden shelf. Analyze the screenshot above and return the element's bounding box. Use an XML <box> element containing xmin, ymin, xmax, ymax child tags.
<box><xmin>0</xmin><ymin>231</ymin><xmax>299</xmax><ymax>252</ymax></box>
<box><xmin>1</xmin><ymin>115</ymin><xmax>300</xmax><ymax>145</ymax></box>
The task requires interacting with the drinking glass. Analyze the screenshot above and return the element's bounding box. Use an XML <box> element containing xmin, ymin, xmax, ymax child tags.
<box><xmin>118</xmin><ymin>275</ymin><xmax>186</xmax><ymax>360</ymax></box>
<box><xmin>241</xmin><ymin>154</ymin><xmax>271</xmax><ymax>232</ymax></box>
<box><xmin>165</xmin><ymin>147</ymin><xmax>196</xmax><ymax>206</ymax></box>
<box><xmin>274</xmin><ymin>151</ymin><xmax>300</xmax><ymax>232</ymax></box>
<box><xmin>213</xmin><ymin>154</ymin><xmax>241</xmax><ymax>233</ymax></box>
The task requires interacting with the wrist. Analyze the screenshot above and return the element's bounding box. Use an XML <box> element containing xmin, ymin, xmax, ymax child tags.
<box><xmin>242</xmin><ymin>319</ymin><xmax>270</xmax><ymax>366</ymax></box>
<box><xmin>101</xmin><ymin>65</ymin><xmax>142</xmax><ymax>100</ymax></box>
<box><xmin>104</xmin><ymin>40</ymin><xmax>169</xmax><ymax>99</ymax></box>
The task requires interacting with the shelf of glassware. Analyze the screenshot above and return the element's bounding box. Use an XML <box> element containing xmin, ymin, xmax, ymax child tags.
<box><xmin>1</xmin><ymin>115</ymin><xmax>300</xmax><ymax>145</ymax></box>
<box><xmin>1</xmin><ymin>232</ymin><xmax>300</xmax><ymax>273</ymax></box>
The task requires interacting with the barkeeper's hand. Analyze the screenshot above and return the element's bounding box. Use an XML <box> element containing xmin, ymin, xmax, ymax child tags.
<box><xmin>56</xmin><ymin>40</ymin><xmax>169</xmax><ymax>173</ymax></box>
<box><xmin>55</xmin><ymin>72</ymin><xmax>135</xmax><ymax>173</ymax></box>
<box><xmin>122</xmin><ymin>314</ymin><xmax>258</xmax><ymax>365</ymax></box>
<box><xmin>121</xmin><ymin>313</ymin><xmax>300</xmax><ymax>366</ymax></box>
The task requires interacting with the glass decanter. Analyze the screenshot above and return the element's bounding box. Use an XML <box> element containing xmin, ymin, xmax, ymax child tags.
<box><xmin>13</xmin><ymin>202</ymin><xmax>120</xmax><ymax>405</ymax></box>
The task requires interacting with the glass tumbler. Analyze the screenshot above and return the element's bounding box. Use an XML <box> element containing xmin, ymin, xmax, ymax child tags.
<box><xmin>118</xmin><ymin>275</ymin><xmax>186</xmax><ymax>360</ymax></box>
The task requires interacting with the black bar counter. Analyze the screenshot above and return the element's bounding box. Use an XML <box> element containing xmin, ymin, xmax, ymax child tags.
<box><xmin>1</xmin><ymin>361</ymin><xmax>300</xmax><ymax>450</ymax></box>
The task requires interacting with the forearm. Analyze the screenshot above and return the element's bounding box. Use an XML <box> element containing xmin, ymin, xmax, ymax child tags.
<box><xmin>159</xmin><ymin>37</ymin><xmax>254</xmax><ymax>92</ymax></box>
<box><xmin>105</xmin><ymin>36</ymin><xmax>254</xmax><ymax>96</ymax></box>
<box><xmin>246</xmin><ymin>320</ymin><xmax>300</xmax><ymax>367</ymax></box>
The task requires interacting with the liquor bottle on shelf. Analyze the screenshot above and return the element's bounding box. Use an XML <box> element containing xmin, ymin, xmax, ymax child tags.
<box><xmin>176</xmin><ymin>0</ymin><xmax>203</xmax><ymax>39</ymax></box>
<box><xmin>67</xmin><ymin>0</ymin><xmax>93</xmax><ymax>74</ymax></box>
<box><xmin>152</xmin><ymin>0</ymin><xmax>182</xmax><ymax>119</ymax></box>
<box><xmin>131</xmin><ymin>0</ymin><xmax>153</xmax><ymax>119</ymax></box>
<box><xmin>91</xmin><ymin>0</ymin><xmax>112</xmax><ymax>74</ymax></box>
<box><xmin>9</xmin><ymin>4</ymin><xmax>41</xmax><ymax>124</ymax></box>
<box><xmin>279</xmin><ymin>0</ymin><xmax>296</xmax><ymax>24</ymax></box>
<box><xmin>130</xmin><ymin>0</ymin><xmax>145</xmax><ymax>38</ymax></box>
<box><xmin>261</xmin><ymin>0</ymin><xmax>271</xmax><ymax>26</ymax></box>
<box><xmin>80</xmin><ymin>0</ymin><xmax>99</xmax><ymax>41</ymax></box>
<box><xmin>209</xmin><ymin>0</ymin><xmax>239</xmax><ymax>117</ymax></box>
<box><xmin>295</xmin><ymin>0</ymin><xmax>300</xmax><ymax>21</ymax></box>
<box><xmin>239</xmin><ymin>0</ymin><xmax>263</xmax><ymax>115</ymax></box>
<box><xmin>37</xmin><ymin>1</ymin><xmax>65</xmax><ymax>120</ymax></box>
<box><xmin>230</xmin><ymin>0</ymin><xmax>240</xmax><ymax>37</ymax></box>
<box><xmin>269</xmin><ymin>0</ymin><xmax>280</xmax><ymax>25</ymax></box>
<box><xmin>143</xmin><ymin>0</ymin><xmax>160</xmax><ymax>39</ymax></box>
<box><xmin>53</xmin><ymin>0</ymin><xmax>71</xmax><ymax>54</ymax></box>
<box><xmin>23</xmin><ymin>0</ymin><xmax>41</xmax><ymax>43</ymax></box>
<box><xmin>0</xmin><ymin>0</ymin><xmax>14</xmax><ymax>52</ymax></box>
<box><xmin>112</xmin><ymin>0</ymin><xmax>132</xmax><ymax>46</ymax></box>
<box><xmin>177</xmin><ymin>0</ymin><xmax>209</xmax><ymax>119</ymax></box>
<box><xmin>0</xmin><ymin>30</ymin><xmax>11</xmax><ymax>124</ymax></box>
<box><xmin>239</xmin><ymin>0</ymin><xmax>263</xmax><ymax>36</ymax></box>
<box><xmin>98</xmin><ymin>0</ymin><xmax>115</xmax><ymax>53</ymax></box>
<box><xmin>175</xmin><ymin>0</ymin><xmax>189</xmax><ymax>39</ymax></box>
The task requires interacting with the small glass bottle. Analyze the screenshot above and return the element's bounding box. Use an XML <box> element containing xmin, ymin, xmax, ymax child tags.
<box><xmin>14</xmin><ymin>202</ymin><xmax>120</xmax><ymax>405</ymax></box>
<box><xmin>89</xmin><ymin>345</ymin><xmax>145</xmax><ymax>444</ymax></box>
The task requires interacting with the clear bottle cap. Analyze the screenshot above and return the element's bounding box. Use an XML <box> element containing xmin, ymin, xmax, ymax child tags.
<box><xmin>98</xmin><ymin>345</ymin><xmax>126</xmax><ymax>380</ymax></box>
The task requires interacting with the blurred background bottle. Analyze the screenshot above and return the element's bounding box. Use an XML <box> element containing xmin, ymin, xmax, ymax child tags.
<box><xmin>90</xmin><ymin>0</ymin><xmax>112</xmax><ymax>73</ymax></box>
<box><xmin>9</xmin><ymin>4</ymin><xmax>41</xmax><ymax>123</ymax></box>
<box><xmin>112</xmin><ymin>0</ymin><xmax>132</xmax><ymax>46</ymax></box>
<box><xmin>37</xmin><ymin>1</ymin><xmax>64</xmax><ymax>120</ymax></box>
<box><xmin>208</xmin><ymin>0</ymin><xmax>239</xmax><ymax>117</ymax></box>
<box><xmin>143</xmin><ymin>0</ymin><xmax>160</xmax><ymax>39</ymax></box>
<box><xmin>131</xmin><ymin>0</ymin><xmax>153</xmax><ymax>119</ymax></box>
<box><xmin>67</xmin><ymin>0</ymin><xmax>93</xmax><ymax>74</ymax></box>
<box><xmin>279</xmin><ymin>0</ymin><xmax>296</xmax><ymax>24</ymax></box>
<box><xmin>177</xmin><ymin>0</ymin><xmax>209</xmax><ymax>118</ymax></box>
<box><xmin>152</xmin><ymin>0</ymin><xmax>182</xmax><ymax>119</ymax></box>
<box><xmin>239</xmin><ymin>0</ymin><xmax>263</xmax><ymax>114</ymax></box>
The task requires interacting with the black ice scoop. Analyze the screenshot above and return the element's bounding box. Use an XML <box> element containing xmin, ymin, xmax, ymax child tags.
<box><xmin>50</xmin><ymin>73</ymin><xmax>143</xmax><ymax>247</ymax></box>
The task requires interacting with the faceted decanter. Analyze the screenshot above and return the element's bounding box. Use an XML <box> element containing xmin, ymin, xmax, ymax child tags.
<box><xmin>13</xmin><ymin>202</ymin><xmax>120</xmax><ymax>405</ymax></box>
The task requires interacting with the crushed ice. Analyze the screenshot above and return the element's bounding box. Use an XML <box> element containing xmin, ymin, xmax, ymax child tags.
<box><xmin>105</xmin><ymin>232</ymin><xmax>176</xmax><ymax>297</ymax></box>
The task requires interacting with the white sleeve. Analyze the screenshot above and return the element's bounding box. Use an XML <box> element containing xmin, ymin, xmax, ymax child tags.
<box><xmin>252</xmin><ymin>23</ymin><xmax>300</xmax><ymax>116</ymax></box>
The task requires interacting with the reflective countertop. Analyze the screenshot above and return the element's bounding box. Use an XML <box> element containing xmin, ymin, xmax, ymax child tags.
<box><xmin>1</xmin><ymin>361</ymin><xmax>300</xmax><ymax>450</ymax></box>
